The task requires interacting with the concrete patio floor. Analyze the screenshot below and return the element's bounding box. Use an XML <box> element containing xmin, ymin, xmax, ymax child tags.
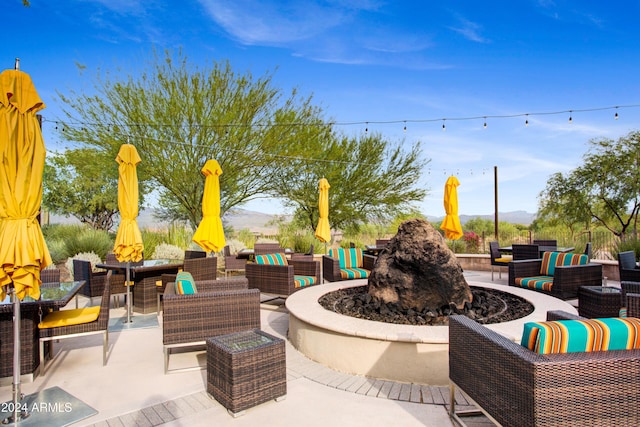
<box><xmin>0</xmin><ymin>270</ymin><xmax>593</xmax><ymax>427</ymax></box>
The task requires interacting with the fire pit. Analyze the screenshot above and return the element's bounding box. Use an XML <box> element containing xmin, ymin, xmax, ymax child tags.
<box><xmin>286</xmin><ymin>279</ymin><xmax>577</xmax><ymax>385</ymax></box>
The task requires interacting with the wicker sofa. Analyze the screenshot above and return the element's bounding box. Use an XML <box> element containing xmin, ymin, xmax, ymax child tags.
<box><xmin>162</xmin><ymin>277</ymin><xmax>260</xmax><ymax>373</ymax></box>
<box><xmin>322</xmin><ymin>248</ymin><xmax>376</xmax><ymax>282</ymax></box>
<box><xmin>449</xmin><ymin>311</ymin><xmax>640</xmax><ymax>427</ymax></box>
<box><xmin>246</xmin><ymin>255</ymin><xmax>320</xmax><ymax>297</ymax></box>
<box><xmin>508</xmin><ymin>252</ymin><xmax>602</xmax><ymax>300</ymax></box>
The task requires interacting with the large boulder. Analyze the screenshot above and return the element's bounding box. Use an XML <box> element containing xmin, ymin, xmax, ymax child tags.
<box><xmin>367</xmin><ymin>218</ymin><xmax>472</xmax><ymax>312</ymax></box>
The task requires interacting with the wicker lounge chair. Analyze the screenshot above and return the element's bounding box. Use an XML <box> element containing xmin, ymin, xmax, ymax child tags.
<box><xmin>39</xmin><ymin>271</ymin><xmax>112</xmax><ymax>375</ymax></box>
<box><xmin>246</xmin><ymin>255</ymin><xmax>320</xmax><ymax>297</ymax></box>
<box><xmin>157</xmin><ymin>256</ymin><xmax>218</xmax><ymax>313</ymax></box>
<box><xmin>508</xmin><ymin>252</ymin><xmax>602</xmax><ymax>300</ymax></box>
<box><xmin>162</xmin><ymin>277</ymin><xmax>259</xmax><ymax>373</ymax></box>
<box><xmin>254</xmin><ymin>243</ymin><xmax>285</xmax><ymax>256</ymax></box>
<box><xmin>322</xmin><ymin>248</ymin><xmax>376</xmax><ymax>282</ymax></box>
<box><xmin>449</xmin><ymin>311</ymin><xmax>640</xmax><ymax>427</ymax></box>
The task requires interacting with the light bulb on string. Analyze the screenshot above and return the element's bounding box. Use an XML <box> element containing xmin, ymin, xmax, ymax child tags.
<box><xmin>442</xmin><ymin>119</ymin><xmax>446</xmax><ymax>131</ymax></box>
<box><xmin>483</xmin><ymin>117</ymin><xmax>487</xmax><ymax>129</ymax></box>
<box><xmin>365</xmin><ymin>122</ymin><xmax>368</xmax><ymax>133</ymax></box>
<box><xmin>403</xmin><ymin>121</ymin><xmax>407</xmax><ymax>132</ymax></box>
<box><xmin>525</xmin><ymin>114</ymin><xmax>529</xmax><ymax>127</ymax></box>
<box><xmin>615</xmin><ymin>107</ymin><xmax>619</xmax><ymax>120</ymax></box>
<box><xmin>568</xmin><ymin>111</ymin><xmax>573</xmax><ymax>124</ymax></box>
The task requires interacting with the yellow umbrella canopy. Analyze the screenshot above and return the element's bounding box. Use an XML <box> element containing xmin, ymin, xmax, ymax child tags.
<box><xmin>440</xmin><ymin>175</ymin><xmax>464</xmax><ymax>240</ymax></box>
<box><xmin>113</xmin><ymin>144</ymin><xmax>144</xmax><ymax>262</ymax></box>
<box><xmin>192</xmin><ymin>159</ymin><xmax>225</xmax><ymax>253</ymax></box>
<box><xmin>0</xmin><ymin>69</ymin><xmax>52</xmax><ymax>301</ymax></box>
<box><xmin>314</xmin><ymin>178</ymin><xmax>331</xmax><ymax>243</ymax></box>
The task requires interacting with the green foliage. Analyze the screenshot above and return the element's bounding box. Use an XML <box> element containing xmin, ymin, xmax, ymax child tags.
<box><xmin>151</xmin><ymin>243</ymin><xmax>184</xmax><ymax>260</ymax></box>
<box><xmin>617</xmin><ymin>237</ymin><xmax>640</xmax><ymax>261</ymax></box>
<box><xmin>538</xmin><ymin>130</ymin><xmax>640</xmax><ymax>237</ymax></box>
<box><xmin>166</xmin><ymin>222</ymin><xmax>194</xmax><ymax>249</ymax></box>
<box><xmin>43</xmin><ymin>149</ymin><xmax>121</xmax><ymax>231</ymax></box>
<box><xmin>45</xmin><ymin>239</ymin><xmax>68</xmax><ymax>265</ymax></box>
<box><xmin>236</xmin><ymin>228</ymin><xmax>257</xmax><ymax>248</ymax></box>
<box><xmin>64</xmin><ymin>228</ymin><xmax>113</xmax><ymax>260</ymax></box>
<box><xmin>278</xmin><ymin>132</ymin><xmax>428</xmax><ymax>234</ymax></box>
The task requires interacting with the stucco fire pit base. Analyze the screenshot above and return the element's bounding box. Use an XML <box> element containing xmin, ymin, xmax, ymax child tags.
<box><xmin>286</xmin><ymin>279</ymin><xmax>577</xmax><ymax>386</ymax></box>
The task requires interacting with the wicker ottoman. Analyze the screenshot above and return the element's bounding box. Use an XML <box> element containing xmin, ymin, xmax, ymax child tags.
<box><xmin>578</xmin><ymin>285</ymin><xmax>622</xmax><ymax>318</ymax></box>
<box><xmin>207</xmin><ymin>329</ymin><xmax>286</xmax><ymax>416</ymax></box>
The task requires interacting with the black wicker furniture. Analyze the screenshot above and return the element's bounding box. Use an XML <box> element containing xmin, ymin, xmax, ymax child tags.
<box><xmin>162</xmin><ymin>277</ymin><xmax>260</xmax><ymax>373</ymax></box>
<box><xmin>489</xmin><ymin>241</ymin><xmax>511</xmax><ymax>281</ymax></box>
<box><xmin>508</xmin><ymin>252</ymin><xmax>602</xmax><ymax>300</ymax></box>
<box><xmin>73</xmin><ymin>259</ymin><xmax>109</xmax><ymax>306</ymax></box>
<box><xmin>510</xmin><ymin>244</ymin><xmax>540</xmax><ymax>261</ymax></box>
<box><xmin>246</xmin><ymin>255</ymin><xmax>320</xmax><ymax>297</ymax></box>
<box><xmin>578</xmin><ymin>285</ymin><xmax>622</xmax><ymax>318</ymax></box>
<box><xmin>223</xmin><ymin>245</ymin><xmax>247</xmax><ymax>277</ymax></box>
<box><xmin>618</xmin><ymin>251</ymin><xmax>640</xmax><ymax>282</ymax></box>
<box><xmin>449</xmin><ymin>311</ymin><xmax>640</xmax><ymax>427</ymax></box>
<box><xmin>207</xmin><ymin>329</ymin><xmax>286</xmax><ymax>416</ymax></box>
<box><xmin>321</xmin><ymin>248</ymin><xmax>376</xmax><ymax>282</ymax></box>
<box><xmin>38</xmin><ymin>271</ymin><xmax>112</xmax><ymax>376</ymax></box>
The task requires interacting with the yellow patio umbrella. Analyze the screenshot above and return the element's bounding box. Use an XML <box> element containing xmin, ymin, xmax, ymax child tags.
<box><xmin>314</xmin><ymin>178</ymin><xmax>331</xmax><ymax>245</ymax></box>
<box><xmin>0</xmin><ymin>66</ymin><xmax>52</xmax><ymax>423</ymax></box>
<box><xmin>113</xmin><ymin>143</ymin><xmax>144</xmax><ymax>323</ymax></box>
<box><xmin>192</xmin><ymin>159</ymin><xmax>226</xmax><ymax>253</ymax></box>
<box><xmin>440</xmin><ymin>175</ymin><xmax>463</xmax><ymax>240</ymax></box>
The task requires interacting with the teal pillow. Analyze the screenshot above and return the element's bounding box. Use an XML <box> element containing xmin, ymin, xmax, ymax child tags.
<box><xmin>175</xmin><ymin>271</ymin><xmax>197</xmax><ymax>295</ymax></box>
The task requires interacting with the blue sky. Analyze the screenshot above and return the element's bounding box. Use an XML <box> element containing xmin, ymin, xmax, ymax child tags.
<box><xmin>5</xmin><ymin>1</ymin><xmax>640</xmax><ymax>217</ymax></box>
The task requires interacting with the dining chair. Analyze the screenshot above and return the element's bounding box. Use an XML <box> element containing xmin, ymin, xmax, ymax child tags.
<box><xmin>489</xmin><ymin>241</ymin><xmax>512</xmax><ymax>281</ymax></box>
<box><xmin>40</xmin><ymin>268</ymin><xmax>60</xmax><ymax>285</ymax></box>
<box><xmin>38</xmin><ymin>270</ymin><xmax>112</xmax><ymax>375</ymax></box>
<box><xmin>105</xmin><ymin>253</ymin><xmax>127</xmax><ymax>308</ymax></box>
<box><xmin>511</xmin><ymin>244</ymin><xmax>540</xmax><ymax>261</ymax></box>
<box><xmin>73</xmin><ymin>259</ymin><xmax>109</xmax><ymax>307</ymax></box>
<box><xmin>223</xmin><ymin>245</ymin><xmax>247</xmax><ymax>277</ymax></box>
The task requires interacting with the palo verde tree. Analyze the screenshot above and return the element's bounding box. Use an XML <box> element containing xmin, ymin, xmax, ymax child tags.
<box><xmin>43</xmin><ymin>148</ymin><xmax>124</xmax><ymax>231</ymax></box>
<box><xmin>270</xmin><ymin>130</ymin><xmax>428</xmax><ymax>234</ymax></box>
<box><xmin>538</xmin><ymin>130</ymin><xmax>640</xmax><ymax>238</ymax></box>
<box><xmin>56</xmin><ymin>49</ymin><xmax>328</xmax><ymax>230</ymax></box>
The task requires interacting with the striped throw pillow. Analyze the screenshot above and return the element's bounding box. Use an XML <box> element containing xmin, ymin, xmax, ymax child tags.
<box><xmin>175</xmin><ymin>271</ymin><xmax>197</xmax><ymax>295</ymax></box>
<box><xmin>539</xmin><ymin>252</ymin><xmax>589</xmax><ymax>276</ymax></box>
<box><xmin>329</xmin><ymin>248</ymin><xmax>363</xmax><ymax>269</ymax></box>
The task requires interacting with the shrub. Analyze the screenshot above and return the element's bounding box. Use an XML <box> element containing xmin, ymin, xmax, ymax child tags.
<box><xmin>463</xmin><ymin>231</ymin><xmax>481</xmax><ymax>254</ymax></box>
<box><xmin>64</xmin><ymin>227</ymin><xmax>113</xmax><ymax>260</ymax></box>
<box><xmin>46</xmin><ymin>239</ymin><xmax>68</xmax><ymax>265</ymax></box>
<box><xmin>152</xmin><ymin>243</ymin><xmax>184</xmax><ymax>260</ymax></box>
<box><xmin>65</xmin><ymin>252</ymin><xmax>103</xmax><ymax>279</ymax></box>
<box><xmin>617</xmin><ymin>237</ymin><xmax>640</xmax><ymax>261</ymax></box>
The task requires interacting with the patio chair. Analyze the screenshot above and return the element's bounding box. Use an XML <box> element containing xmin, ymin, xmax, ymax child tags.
<box><xmin>449</xmin><ymin>311</ymin><xmax>640</xmax><ymax>427</ymax></box>
<box><xmin>508</xmin><ymin>251</ymin><xmax>602</xmax><ymax>299</ymax></box>
<box><xmin>162</xmin><ymin>276</ymin><xmax>259</xmax><ymax>373</ymax></box>
<box><xmin>246</xmin><ymin>253</ymin><xmax>320</xmax><ymax>297</ymax></box>
<box><xmin>184</xmin><ymin>249</ymin><xmax>207</xmax><ymax>259</ymax></box>
<box><xmin>489</xmin><ymin>241</ymin><xmax>511</xmax><ymax>281</ymax></box>
<box><xmin>40</xmin><ymin>268</ymin><xmax>60</xmax><ymax>285</ymax></box>
<box><xmin>532</xmin><ymin>239</ymin><xmax>557</xmax><ymax>248</ymax></box>
<box><xmin>73</xmin><ymin>259</ymin><xmax>109</xmax><ymax>306</ymax></box>
<box><xmin>291</xmin><ymin>244</ymin><xmax>314</xmax><ymax>259</ymax></box>
<box><xmin>223</xmin><ymin>245</ymin><xmax>247</xmax><ymax>277</ymax></box>
<box><xmin>511</xmin><ymin>244</ymin><xmax>540</xmax><ymax>261</ymax></box>
<box><xmin>38</xmin><ymin>271</ymin><xmax>112</xmax><ymax>376</ymax></box>
<box><xmin>583</xmin><ymin>242</ymin><xmax>593</xmax><ymax>260</ymax></box>
<box><xmin>618</xmin><ymin>250</ymin><xmax>640</xmax><ymax>282</ymax></box>
<box><xmin>322</xmin><ymin>247</ymin><xmax>376</xmax><ymax>282</ymax></box>
<box><xmin>105</xmin><ymin>253</ymin><xmax>128</xmax><ymax>308</ymax></box>
<box><xmin>157</xmin><ymin>256</ymin><xmax>218</xmax><ymax>313</ymax></box>
<box><xmin>254</xmin><ymin>243</ymin><xmax>285</xmax><ymax>256</ymax></box>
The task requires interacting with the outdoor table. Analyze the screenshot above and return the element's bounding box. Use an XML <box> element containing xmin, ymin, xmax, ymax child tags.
<box><xmin>578</xmin><ymin>285</ymin><xmax>622</xmax><ymax>318</ymax></box>
<box><xmin>207</xmin><ymin>329</ymin><xmax>286</xmax><ymax>416</ymax></box>
<box><xmin>364</xmin><ymin>245</ymin><xmax>387</xmax><ymax>256</ymax></box>
<box><xmin>96</xmin><ymin>259</ymin><xmax>183</xmax><ymax>314</ymax></box>
<box><xmin>0</xmin><ymin>280</ymin><xmax>85</xmax><ymax>384</ymax></box>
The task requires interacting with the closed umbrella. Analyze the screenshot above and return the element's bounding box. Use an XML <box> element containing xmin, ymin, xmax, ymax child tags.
<box><xmin>314</xmin><ymin>178</ymin><xmax>331</xmax><ymax>248</ymax></box>
<box><xmin>113</xmin><ymin>143</ymin><xmax>144</xmax><ymax>323</ymax></box>
<box><xmin>192</xmin><ymin>159</ymin><xmax>225</xmax><ymax>253</ymax></box>
<box><xmin>440</xmin><ymin>175</ymin><xmax>463</xmax><ymax>240</ymax></box>
<box><xmin>0</xmin><ymin>66</ymin><xmax>52</xmax><ymax>423</ymax></box>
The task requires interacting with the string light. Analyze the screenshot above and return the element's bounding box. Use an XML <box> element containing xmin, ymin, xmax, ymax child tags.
<box><xmin>615</xmin><ymin>107</ymin><xmax>619</xmax><ymax>120</ymax></box>
<box><xmin>483</xmin><ymin>117</ymin><xmax>487</xmax><ymax>129</ymax></box>
<box><xmin>442</xmin><ymin>119</ymin><xmax>446</xmax><ymax>131</ymax></box>
<box><xmin>525</xmin><ymin>114</ymin><xmax>529</xmax><ymax>127</ymax></box>
<box><xmin>568</xmin><ymin>110</ymin><xmax>573</xmax><ymax>124</ymax></box>
<box><xmin>403</xmin><ymin>121</ymin><xmax>407</xmax><ymax>132</ymax></box>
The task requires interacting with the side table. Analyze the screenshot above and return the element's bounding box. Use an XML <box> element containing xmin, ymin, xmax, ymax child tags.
<box><xmin>207</xmin><ymin>329</ymin><xmax>286</xmax><ymax>416</ymax></box>
<box><xmin>578</xmin><ymin>286</ymin><xmax>622</xmax><ymax>318</ymax></box>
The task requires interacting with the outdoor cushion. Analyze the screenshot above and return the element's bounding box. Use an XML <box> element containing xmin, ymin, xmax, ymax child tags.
<box><xmin>340</xmin><ymin>267</ymin><xmax>370</xmax><ymax>280</ymax></box>
<box><xmin>38</xmin><ymin>306</ymin><xmax>100</xmax><ymax>329</ymax></box>
<box><xmin>175</xmin><ymin>271</ymin><xmax>197</xmax><ymax>295</ymax></box>
<box><xmin>515</xmin><ymin>275</ymin><xmax>554</xmax><ymax>292</ymax></box>
<box><xmin>329</xmin><ymin>248</ymin><xmax>363</xmax><ymax>269</ymax></box>
<box><xmin>294</xmin><ymin>275</ymin><xmax>316</xmax><ymax>288</ymax></box>
<box><xmin>494</xmin><ymin>256</ymin><xmax>512</xmax><ymax>263</ymax></box>
<box><xmin>255</xmin><ymin>253</ymin><xmax>288</xmax><ymax>266</ymax></box>
<box><xmin>540</xmin><ymin>252</ymin><xmax>589</xmax><ymax>276</ymax></box>
<box><xmin>521</xmin><ymin>317</ymin><xmax>640</xmax><ymax>354</ymax></box>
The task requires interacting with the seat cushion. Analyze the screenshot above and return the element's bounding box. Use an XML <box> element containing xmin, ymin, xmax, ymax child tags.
<box><xmin>540</xmin><ymin>252</ymin><xmax>589</xmax><ymax>276</ymax></box>
<box><xmin>515</xmin><ymin>276</ymin><xmax>554</xmax><ymax>292</ymax></box>
<box><xmin>38</xmin><ymin>306</ymin><xmax>101</xmax><ymax>329</ymax></box>
<box><xmin>521</xmin><ymin>317</ymin><xmax>640</xmax><ymax>354</ymax></box>
<box><xmin>329</xmin><ymin>248</ymin><xmax>363</xmax><ymax>269</ymax></box>
<box><xmin>340</xmin><ymin>268</ymin><xmax>370</xmax><ymax>280</ymax></box>
<box><xmin>494</xmin><ymin>256</ymin><xmax>512</xmax><ymax>263</ymax></box>
<box><xmin>175</xmin><ymin>271</ymin><xmax>197</xmax><ymax>295</ymax></box>
<box><xmin>294</xmin><ymin>275</ymin><xmax>316</xmax><ymax>288</ymax></box>
<box><xmin>255</xmin><ymin>253</ymin><xmax>288</xmax><ymax>266</ymax></box>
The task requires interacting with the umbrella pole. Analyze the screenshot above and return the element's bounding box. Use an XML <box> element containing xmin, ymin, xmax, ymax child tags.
<box><xmin>125</xmin><ymin>262</ymin><xmax>132</xmax><ymax>323</ymax></box>
<box><xmin>6</xmin><ymin>286</ymin><xmax>29</xmax><ymax>423</ymax></box>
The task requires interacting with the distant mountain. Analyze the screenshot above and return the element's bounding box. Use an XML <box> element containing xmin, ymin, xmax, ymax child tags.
<box><xmin>48</xmin><ymin>208</ymin><xmax>535</xmax><ymax>232</ymax></box>
<box><xmin>427</xmin><ymin>210</ymin><xmax>536</xmax><ymax>226</ymax></box>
